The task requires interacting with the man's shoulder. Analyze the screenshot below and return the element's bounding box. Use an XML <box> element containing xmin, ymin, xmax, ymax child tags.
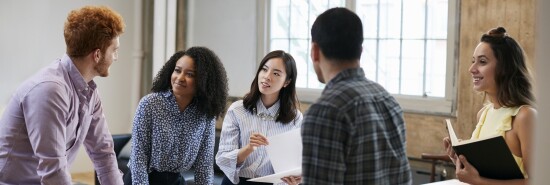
<box><xmin>314</xmin><ymin>78</ymin><xmax>400</xmax><ymax>115</ymax></box>
<box><xmin>16</xmin><ymin>77</ymin><xmax>69</xmax><ymax>100</ymax></box>
<box><xmin>19</xmin><ymin>61</ymin><xmax>67</xmax><ymax>88</ymax></box>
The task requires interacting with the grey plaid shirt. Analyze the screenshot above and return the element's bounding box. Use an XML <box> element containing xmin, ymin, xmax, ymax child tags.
<box><xmin>301</xmin><ymin>68</ymin><xmax>412</xmax><ymax>185</ymax></box>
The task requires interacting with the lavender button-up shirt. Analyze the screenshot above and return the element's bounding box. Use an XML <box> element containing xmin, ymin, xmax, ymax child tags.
<box><xmin>0</xmin><ymin>54</ymin><xmax>123</xmax><ymax>185</ymax></box>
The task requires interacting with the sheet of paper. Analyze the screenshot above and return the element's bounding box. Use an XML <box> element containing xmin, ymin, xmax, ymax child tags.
<box><xmin>423</xmin><ymin>179</ymin><xmax>469</xmax><ymax>185</ymax></box>
<box><xmin>248</xmin><ymin>128</ymin><xmax>302</xmax><ymax>183</ymax></box>
<box><xmin>248</xmin><ymin>168</ymin><xmax>301</xmax><ymax>183</ymax></box>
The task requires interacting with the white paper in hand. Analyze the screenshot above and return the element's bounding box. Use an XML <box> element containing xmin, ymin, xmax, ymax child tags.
<box><xmin>248</xmin><ymin>128</ymin><xmax>302</xmax><ymax>183</ymax></box>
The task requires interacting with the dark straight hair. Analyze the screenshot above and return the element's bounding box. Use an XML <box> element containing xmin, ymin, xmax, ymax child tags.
<box><xmin>242</xmin><ymin>50</ymin><xmax>299</xmax><ymax>124</ymax></box>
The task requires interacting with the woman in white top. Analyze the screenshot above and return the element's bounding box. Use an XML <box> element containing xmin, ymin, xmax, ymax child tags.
<box><xmin>216</xmin><ymin>50</ymin><xmax>303</xmax><ymax>185</ymax></box>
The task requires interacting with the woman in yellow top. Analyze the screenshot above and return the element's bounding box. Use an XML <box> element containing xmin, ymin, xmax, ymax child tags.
<box><xmin>444</xmin><ymin>27</ymin><xmax>536</xmax><ymax>185</ymax></box>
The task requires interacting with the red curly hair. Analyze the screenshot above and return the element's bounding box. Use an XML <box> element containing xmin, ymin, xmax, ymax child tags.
<box><xmin>64</xmin><ymin>6</ymin><xmax>125</xmax><ymax>58</ymax></box>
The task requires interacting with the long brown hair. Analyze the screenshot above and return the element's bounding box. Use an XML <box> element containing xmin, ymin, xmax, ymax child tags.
<box><xmin>480</xmin><ymin>27</ymin><xmax>535</xmax><ymax>107</ymax></box>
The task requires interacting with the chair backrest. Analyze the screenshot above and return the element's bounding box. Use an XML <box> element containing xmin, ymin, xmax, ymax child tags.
<box><xmin>112</xmin><ymin>134</ymin><xmax>132</xmax><ymax>157</ymax></box>
<box><xmin>95</xmin><ymin>133</ymin><xmax>132</xmax><ymax>185</ymax></box>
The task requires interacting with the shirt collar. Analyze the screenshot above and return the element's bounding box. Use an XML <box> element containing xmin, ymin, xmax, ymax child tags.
<box><xmin>62</xmin><ymin>54</ymin><xmax>97</xmax><ymax>92</ymax></box>
<box><xmin>161</xmin><ymin>90</ymin><xmax>173</xmax><ymax>98</ymax></box>
<box><xmin>326</xmin><ymin>67</ymin><xmax>365</xmax><ymax>88</ymax></box>
<box><xmin>162</xmin><ymin>90</ymin><xmax>199</xmax><ymax>110</ymax></box>
<box><xmin>255</xmin><ymin>98</ymin><xmax>280</xmax><ymax>117</ymax></box>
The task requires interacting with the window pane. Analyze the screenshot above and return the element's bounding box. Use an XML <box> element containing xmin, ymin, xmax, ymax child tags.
<box><xmin>289</xmin><ymin>39</ymin><xmax>310</xmax><ymax>88</ymax></box>
<box><xmin>270</xmin><ymin>39</ymin><xmax>289</xmax><ymax>53</ymax></box>
<box><xmin>427</xmin><ymin>0</ymin><xmax>448</xmax><ymax>39</ymax></box>
<box><xmin>402</xmin><ymin>0</ymin><xmax>426</xmax><ymax>39</ymax></box>
<box><xmin>425</xmin><ymin>40</ymin><xmax>447</xmax><ymax>97</ymax></box>
<box><xmin>379</xmin><ymin>0</ymin><xmax>401</xmax><ymax>39</ymax></box>
<box><xmin>268</xmin><ymin>0</ymin><xmax>451</xmax><ymax>100</ymax></box>
<box><xmin>290</xmin><ymin>0</ymin><xmax>309</xmax><ymax>39</ymax></box>
<box><xmin>377</xmin><ymin>39</ymin><xmax>400</xmax><ymax>93</ymax></box>
<box><xmin>401</xmin><ymin>40</ymin><xmax>425</xmax><ymax>96</ymax></box>
<box><xmin>356</xmin><ymin>0</ymin><xmax>379</xmax><ymax>39</ymax></box>
<box><xmin>329</xmin><ymin>0</ymin><xmax>345</xmax><ymax>7</ymax></box>
<box><xmin>271</xmin><ymin>0</ymin><xmax>290</xmax><ymax>39</ymax></box>
<box><xmin>361</xmin><ymin>39</ymin><xmax>378</xmax><ymax>81</ymax></box>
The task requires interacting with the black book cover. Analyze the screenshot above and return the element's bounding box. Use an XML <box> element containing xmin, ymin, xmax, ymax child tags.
<box><xmin>446</xmin><ymin>119</ymin><xmax>524</xmax><ymax>180</ymax></box>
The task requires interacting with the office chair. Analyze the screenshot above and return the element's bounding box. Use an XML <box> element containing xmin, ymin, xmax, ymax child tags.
<box><xmin>94</xmin><ymin>133</ymin><xmax>132</xmax><ymax>185</ymax></box>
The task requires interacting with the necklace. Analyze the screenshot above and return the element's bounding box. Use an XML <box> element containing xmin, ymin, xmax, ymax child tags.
<box><xmin>253</xmin><ymin>108</ymin><xmax>279</xmax><ymax>121</ymax></box>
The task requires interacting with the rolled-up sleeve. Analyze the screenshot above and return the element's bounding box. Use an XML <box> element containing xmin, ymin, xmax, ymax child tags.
<box><xmin>23</xmin><ymin>82</ymin><xmax>72</xmax><ymax>185</ymax></box>
<box><xmin>84</xmin><ymin>93</ymin><xmax>123</xmax><ymax>185</ymax></box>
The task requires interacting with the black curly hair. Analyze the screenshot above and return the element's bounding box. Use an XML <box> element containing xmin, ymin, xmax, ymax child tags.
<box><xmin>480</xmin><ymin>27</ymin><xmax>535</xmax><ymax>107</ymax></box>
<box><xmin>151</xmin><ymin>47</ymin><xmax>229</xmax><ymax>119</ymax></box>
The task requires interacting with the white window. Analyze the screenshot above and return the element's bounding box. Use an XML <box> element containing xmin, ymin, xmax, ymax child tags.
<box><xmin>259</xmin><ymin>0</ymin><xmax>458</xmax><ymax>114</ymax></box>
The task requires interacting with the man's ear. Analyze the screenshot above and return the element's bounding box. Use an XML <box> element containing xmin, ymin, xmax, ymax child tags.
<box><xmin>93</xmin><ymin>49</ymin><xmax>101</xmax><ymax>63</ymax></box>
<box><xmin>310</xmin><ymin>42</ymin><xmax>320</xmax><ymax>63</ymax></box>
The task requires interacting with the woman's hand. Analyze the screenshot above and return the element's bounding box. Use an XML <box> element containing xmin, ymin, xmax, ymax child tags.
<box><xmin>455</xmin><ymin>155</ymin><xmax>482</xmax><ymax>184</ymax></box>
<box><xmin>248</xmin><ymin>133</ymin><xmax>269</xmax><ymax>150</ymax></box>
<box><xmin>238</xmin><ymin>133</ymin><xmax>269</xmax><ymax>164</ymax></box>
<box><xmin>443</xmin><ymin>137</ymin><xmax>458</xmax><ymax>163</ymax></box>
<box><xmin>281</xmin><ymin>175</ymin><xmax>301</xmax><ymax>185</ymax></box>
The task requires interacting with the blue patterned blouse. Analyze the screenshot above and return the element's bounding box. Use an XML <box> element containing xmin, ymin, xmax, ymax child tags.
<box><xmin>128</xmin><ymin>90</ymin><xmax>215</xmax><ymax>185</ymax></box>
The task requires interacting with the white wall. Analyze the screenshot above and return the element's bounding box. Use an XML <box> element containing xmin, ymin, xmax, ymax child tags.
<box><xmin>0</xmin><ymin>0</ymin><xmax>142</xmax><ymax>173</ymax></box>
<box><xmin>186</xmin><ymin>0</ymin><xmax>258</xmax><ymax>97</ymax></box>
<box><xmin>532</xmin><ymin>0</ymin><xmax>550</xmax><ymax>184</ymax></box>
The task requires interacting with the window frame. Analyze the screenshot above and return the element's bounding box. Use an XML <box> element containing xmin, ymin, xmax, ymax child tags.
<box><xmin>257</xmin><ymin>0</ymin><xmax>459</xmax><ymax>115</ymax></box>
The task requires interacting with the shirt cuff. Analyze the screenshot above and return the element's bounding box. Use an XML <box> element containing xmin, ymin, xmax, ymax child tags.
<box><xmin>218</xmin><ymin>149</ymin><xmax>242</xmax><ymax>184</ymax></box>
<box><xmin>97</xmin><ymin>169</ymin><xmax>124</xmax><ymax>185</ymax></box>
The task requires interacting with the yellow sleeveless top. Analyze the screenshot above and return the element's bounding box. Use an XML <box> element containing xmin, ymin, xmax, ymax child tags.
<box><xmin>470</xmin><ymin>103</ymin><xmax>526</xmax><ymax>177</ymax></box>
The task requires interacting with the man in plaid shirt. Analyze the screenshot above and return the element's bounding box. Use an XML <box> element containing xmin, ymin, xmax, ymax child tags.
<box><xmin>301</xmin><ymin>7</ymin><xmax>412</xmax><ymax>185</ymax></box>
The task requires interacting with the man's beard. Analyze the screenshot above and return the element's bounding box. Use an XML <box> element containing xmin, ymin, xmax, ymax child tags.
<box><xmin>94</xmin><ymin>57</ymin><xmax>110</xmax><ymax>77</ymax></box>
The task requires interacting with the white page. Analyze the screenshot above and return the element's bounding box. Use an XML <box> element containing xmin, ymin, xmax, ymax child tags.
<box><xmin>423</xmin><ymin>179</ymin><xmax>469</xmax><ymax>185</ymax></box>
<box><xmin>248</xmin><ymin>128</ymin><xmax>302</xmax><ymax>183</ymax></box>
<box><xmin>446</xmin><ymin>119</ymin><xmax>459</xmax><ymax>145</ymax></box>
<box><xmin>248</xmin><ymin>168</ymin><xmax>301</xmax><ymax>183</ymax></box>
<box><xmin>265</xmin><ymin>128</ymin><xmax>302</xmax><ymax>172</ymax></box>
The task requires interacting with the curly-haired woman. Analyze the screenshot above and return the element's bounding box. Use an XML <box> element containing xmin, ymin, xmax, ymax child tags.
<box><xmin>125</xmin><ymin>47</ymin><xmax>229</xmax><ymax>185</ymax></box>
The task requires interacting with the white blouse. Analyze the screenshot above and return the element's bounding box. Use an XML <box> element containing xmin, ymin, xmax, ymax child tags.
<box><xmin>215</xmin><ymin>99</ymin><xmax>302</xmax><ymax>184</ymax></box>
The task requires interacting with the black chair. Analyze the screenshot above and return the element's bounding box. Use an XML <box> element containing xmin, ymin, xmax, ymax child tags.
<box><xmin>95</xmin><ymin>133</ymin><xmax>132</xmax><ymax>185</ymax></box>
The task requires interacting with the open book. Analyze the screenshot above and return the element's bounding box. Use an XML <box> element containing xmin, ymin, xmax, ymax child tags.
<box><xmin>248</xmin><ymin>128</ymin><xmax>302</xmax><ymax>183</ymax></box>
<box><xmin>446</xmin><ymin>119</ymin><xmax>524</xmax><ymax>179</ymax></box>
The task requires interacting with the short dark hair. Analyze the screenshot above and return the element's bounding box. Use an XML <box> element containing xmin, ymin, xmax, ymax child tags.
<box><xmin>64</xmin><ymin>6</ymin><xmax>125</xmax><ymax>58</ymax></box>
<box><xmin>480</xmin><ymin>27</ymin><xmax>535</xmax><ymax>107</ymax></box>
<box><xmin>151</xmin><ymin>47</ymin><xmax>229</xmax><ymax>119</ymax></box>
<box><xmin>311</xmin><ymin>7</ymin><xmax>363</xmax><ymax>61</ymax></box>
<box><xmin>242</xmin><ymin>50</ymin><xmax>299</xmax><ymax>124</ymax></box>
